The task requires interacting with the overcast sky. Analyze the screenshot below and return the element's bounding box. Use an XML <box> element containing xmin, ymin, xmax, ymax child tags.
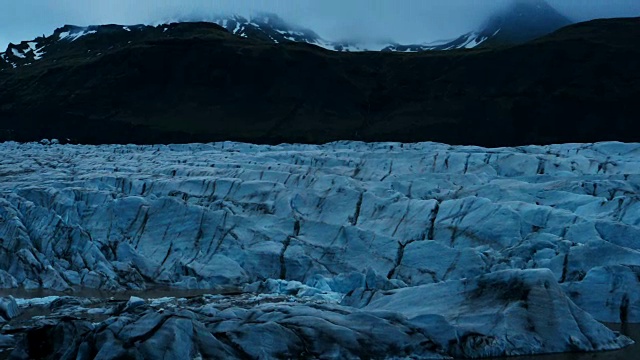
<box><xmin>1</xmin><ymin>0</ymin><xmax>640</xmax><ymax>49</ymax></box>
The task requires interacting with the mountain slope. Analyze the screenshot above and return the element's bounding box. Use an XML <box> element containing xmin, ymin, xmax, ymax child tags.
<box><xmin>0</xmin><ymin>17</ymin><xmax>638</xmax><ymax>146</ymax></box>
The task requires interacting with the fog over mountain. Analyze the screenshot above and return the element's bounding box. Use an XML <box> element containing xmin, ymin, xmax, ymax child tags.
<box><xmin>1</xmin><ymin>0</ymin><xmax>639</xmax><ymax>49</ymax></box>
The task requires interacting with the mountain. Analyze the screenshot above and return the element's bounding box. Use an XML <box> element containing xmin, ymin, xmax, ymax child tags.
<box><xmin>0</xmin><ymin>0</ymin><xmax>573</xmax><ymax>70</ymax></box>
<box><xmin>0</xmin><ymin>0</ymin><xmax>573</xmax><ymax>68</ymax></box>
<box><xmin>383</xmin><ymin>0</ymin><xmax>574</xmax><ymax>51</ymax></box>
<box><xmin>0</xmin><ymin>16</ymin><xmax>638</xmax><ymax>146</ymax></box>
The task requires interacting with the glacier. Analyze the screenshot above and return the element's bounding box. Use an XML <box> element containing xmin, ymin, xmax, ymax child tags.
<box><xmin>0</xmin><ymin>140</ymin><xmax>638</xmax><ymax>358</ymax></box>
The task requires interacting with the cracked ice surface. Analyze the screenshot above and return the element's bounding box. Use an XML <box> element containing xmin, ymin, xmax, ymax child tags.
<box><xmin>0</xmin><ymin>141</ymin><xmax>638</xmax><ymax>357</ymax></box>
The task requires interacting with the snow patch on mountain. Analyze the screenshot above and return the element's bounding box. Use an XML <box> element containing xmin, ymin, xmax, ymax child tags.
<box><xmin>10</xmin><ymin>48</ymin><xmax>25</xmax><ymax>59</ymax></box>
<box><xmin>59</xmin><ymin>28</ymin><xmax>98</xmax><ymax>41</ymax></box>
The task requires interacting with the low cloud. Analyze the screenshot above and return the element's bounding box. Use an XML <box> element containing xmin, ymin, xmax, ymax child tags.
<box><xmin>1</xmin><ymin>0</ymin><xmax>639</xmax><ymax>48</ymax></box>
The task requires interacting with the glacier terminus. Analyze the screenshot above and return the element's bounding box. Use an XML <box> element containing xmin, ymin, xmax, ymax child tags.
<box><xmin>0</xmin><ymin>140</ymin><xmax>638</xmax><ymax>359</ymax></box>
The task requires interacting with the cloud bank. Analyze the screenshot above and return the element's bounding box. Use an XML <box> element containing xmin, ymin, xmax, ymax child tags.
<box><xmin>1</xmin><ymin>0</ymin><xmax>639</xmax><ymax>49</ymax></box>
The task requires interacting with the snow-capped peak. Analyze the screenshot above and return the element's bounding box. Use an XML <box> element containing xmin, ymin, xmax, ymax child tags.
<box><xmin>0</xmin><ymin>1</ymin><xmax>575</xmax><ymax>72</ymax></box>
